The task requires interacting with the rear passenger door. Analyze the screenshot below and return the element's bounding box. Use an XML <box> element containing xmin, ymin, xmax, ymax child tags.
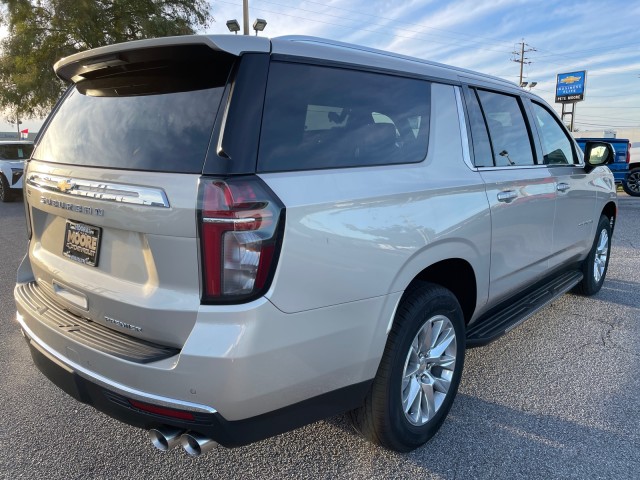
<box><xmin>465</xmin><ymin>87</ymin><xmax>556</xmax><ymax>304</ymax></box>
<box><xmin>527</xmin><ymin>100</ymin><xmax>596</xmax><ymax>267</ymax></box>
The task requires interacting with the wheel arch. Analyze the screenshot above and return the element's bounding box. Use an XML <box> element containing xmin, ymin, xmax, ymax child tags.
<box><xmin>399</xmin><ymin>257</ymin><xmax>478</xmax><ymax>326</ymax></box>
<box><xmin>602</xmin><ymin>201</ymin><xmax>617</xmax><ymax>230</ymax></box>
<box><xmin>627</xmin><ymin>163</ymin><xmax>640</xmax><ymax>172</ymax></box>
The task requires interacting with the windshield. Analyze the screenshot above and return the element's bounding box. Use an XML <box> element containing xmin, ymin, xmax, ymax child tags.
<box><xmin>0</xmin><ymin>144</ymin><xmax>33</xmax><ymax>160</ymax></box>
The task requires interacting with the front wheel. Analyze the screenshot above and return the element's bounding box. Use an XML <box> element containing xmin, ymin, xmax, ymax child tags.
<box><xmin>349</xmin><ymin>282</ymin><xmax>465</xmax><ymax>452</ymax></box>
<box><xmin>0</xmin><ymin>174</ymin><xmax>13</xmax><ymax>203</ymax></box>
<box><xmin>575</xmin><ymin>215</ymin><xmax>612</xmax><ymax>296</ymax></box>
<box><xmin>622</xmin><ymin>168</ymin><xmax>640</xmax><ymax>196</ymax></box>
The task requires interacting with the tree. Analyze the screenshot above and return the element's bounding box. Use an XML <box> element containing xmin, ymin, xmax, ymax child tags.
<box><xmin>0</xmin><ymin>0</ymin><xmax>213</xmax><ymax>119</ymax></box>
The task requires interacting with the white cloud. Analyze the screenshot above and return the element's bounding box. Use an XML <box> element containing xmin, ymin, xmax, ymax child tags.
<box><xmin>2</xmin><ymin>0</ymin><xmax>639</xmax><ymax>132</ymax></box>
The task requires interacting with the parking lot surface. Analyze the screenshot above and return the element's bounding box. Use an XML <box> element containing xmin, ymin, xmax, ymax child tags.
<box><xmin>1</xmin><ymin>195</ymin><xmax>638</xmax><ymax>479</ymax></box>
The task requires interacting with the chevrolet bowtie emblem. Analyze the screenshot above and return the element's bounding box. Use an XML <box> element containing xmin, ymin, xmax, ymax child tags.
<box><xmin>57</xmin><ymin>179</ymin><xmax>75</xmax><ymax>193</ymax></box>
<box><xmin>560</xmin><ymin>75</ymin><xmax>581</xmax><ymax>84</ymax></box>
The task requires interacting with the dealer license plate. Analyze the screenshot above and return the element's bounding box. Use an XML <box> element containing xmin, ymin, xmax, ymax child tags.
<box><xmin>62</xmin><ymin>221</ymin><xmax>102</xmax><ymax>267</ymax></box>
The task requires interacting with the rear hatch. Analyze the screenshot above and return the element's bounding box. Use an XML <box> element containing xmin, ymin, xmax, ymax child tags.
<box><xmin>24</xmin><ymin>39</ymin><xmax>242</xmax><ymax>348</ymax></box>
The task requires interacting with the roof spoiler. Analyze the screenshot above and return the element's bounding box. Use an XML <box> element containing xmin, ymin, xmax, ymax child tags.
<box><xmin>54</xmin><ymin>35</ymin><xmax>270</xmax><ymax>83</ymax></box>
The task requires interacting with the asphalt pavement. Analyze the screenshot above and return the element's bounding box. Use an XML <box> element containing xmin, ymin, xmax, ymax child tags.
<box><xmin>0</xmin><ymin>194</ymin><xmax>638</xmax><ymax>480</ymax></box>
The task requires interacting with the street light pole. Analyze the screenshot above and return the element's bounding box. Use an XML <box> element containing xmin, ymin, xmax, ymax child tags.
<box><xmin>243</xmin><ymin>0</ymin><xmax>249</xmax><ymax>35</ymax></box>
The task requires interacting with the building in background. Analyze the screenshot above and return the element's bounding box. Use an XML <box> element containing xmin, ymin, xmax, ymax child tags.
<box><xmin>0</xmin><ymin>131</ymin><xmax>37</xmax><ymax>141</ymax></box>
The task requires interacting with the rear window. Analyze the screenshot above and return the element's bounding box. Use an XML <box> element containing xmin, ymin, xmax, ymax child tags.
<box><xmin>258</xmin><ymin>62</ymin><xmax>430</xmax><ymax>172</ymax></box>
<box><xmin>33</xmin><ymin>49</ymin><xmax>234</xmax><ymax>173</ymax></box>
<box><xmin>0</xmin><ymin>144</ymin><xmax>33</xmax><ymax>160</ymax></box>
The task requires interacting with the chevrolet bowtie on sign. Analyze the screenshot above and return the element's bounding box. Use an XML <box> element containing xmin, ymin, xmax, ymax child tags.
<box><xmin>555</xmin><ymin>70</ymin><xmax>587</xmax><ymax>103</ymax></box>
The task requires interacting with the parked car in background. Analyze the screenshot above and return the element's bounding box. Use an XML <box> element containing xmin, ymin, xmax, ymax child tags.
<box><xmin>14</xmin><ymin>35</ymin><xmax>617</xmax><ymax>456</ymax></box>
<box><xmin>0</xmin><ymin>140</ymin><xmax>34</xmax><ymax>202</ymax></box>
<box><xmin>575</xmin><ymin>138</ymin><xmax>637</xmax><ymax>196</ymax></box>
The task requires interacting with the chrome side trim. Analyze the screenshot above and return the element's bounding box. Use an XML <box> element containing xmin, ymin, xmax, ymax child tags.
<box><xmin>202</xmin><ymin>217</ymin><xmax>257</xmax><ymax>225</ymax></box>
<box><xmin>17</xmin><ymin>312</ymin><xmax>217</xmax><ymax>414</ymax></box>
<box><xmin>478</xmin><ymin>164</ymin><xmax>552</xmax><ymax>171</ymax></box>
<box><xmin>454</xmin><ymin>86</ymin><xmax>475</xmax><ymax>171</ymax></box>
<box><xmin>26</xmin><ymin>173</ymin><xmax>170</xmax><ymax>208</ymax></box>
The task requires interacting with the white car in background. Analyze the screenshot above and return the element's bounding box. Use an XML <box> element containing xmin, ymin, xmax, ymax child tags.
<box><xmin>0</xmin><ymin>140</ymin><xmax>34</xmax><ymax>202</ymax></box>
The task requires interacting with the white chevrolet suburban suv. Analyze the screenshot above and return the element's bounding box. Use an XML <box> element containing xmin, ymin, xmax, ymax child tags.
<box><xmin>14</xmin><ymin>35</ymin><xmax>617</xmax><ymax>455</ymax></box>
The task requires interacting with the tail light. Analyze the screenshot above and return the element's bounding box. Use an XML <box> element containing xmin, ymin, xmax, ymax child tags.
<box><xmin>198</xmin><ymin>176</ymin><xmax>284</xmax><ymax>302</ymax></box>
<box><xmin>627</xmin><ymin>142</ymin><xmax>631</xmax><ymax>163</ymax></box>
<box><xmin>23</xmin><ymin>163</ymin><xmax>32</xmax><ymax>240</ymax></box>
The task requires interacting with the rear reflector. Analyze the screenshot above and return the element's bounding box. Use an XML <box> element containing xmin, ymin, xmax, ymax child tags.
<box><xmin>199</xmin><ymin>176</ymin><xmax>284</xmax><ymax>302</ymax></box>
<box><xmin>129</xmin><ymin>399</ymin><xmax>195</xmax><ymax>421</ymax></box>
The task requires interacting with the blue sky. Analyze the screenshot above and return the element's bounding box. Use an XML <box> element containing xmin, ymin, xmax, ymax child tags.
<box><xmin>206</xmin><ymin>0</ymin><xmax>640</xmax><ymax>133</ymax></box>
<box><xmin>2</xmin><ymin>0</ymin><xmax>640</xmax><ymax>133</ymax></box>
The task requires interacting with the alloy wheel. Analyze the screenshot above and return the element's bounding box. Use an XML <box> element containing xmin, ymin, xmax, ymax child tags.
<box><xmin>401</xmin><ymin>314</ymin><xmax>457</xmax><ymax>426</ymax></box>
<box><xmin>627</xmin><ymin>171</ymin><xmax>640</xmax><ymax>194</ymax></box>
<box><xmin>593</xmin><ymin>229</ymin><xmax>609</xmax><ymax>283</ymax></box>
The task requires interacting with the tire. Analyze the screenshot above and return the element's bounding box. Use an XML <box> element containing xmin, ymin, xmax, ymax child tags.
<box><xmin>622</xmin><ymin>168</ymin><xmax>640</xmax><ymax>196</ymax></box>
<box><xmin>574</xmin><ymin>215</ymin><xmax>612</xmax><ymax>296</ymax></box>
<box><xmin>349</xmin><ymin>282</ymin><xmax>465</xmax><ymax>452</ymax></box>
<box><xmin>0</xmin><ymin>174</ymin><xmax>13</xmax><ymax>203</ymax></box>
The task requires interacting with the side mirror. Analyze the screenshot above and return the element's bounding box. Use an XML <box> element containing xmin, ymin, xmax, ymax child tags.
<box><xmin>584</xmin><ymin>141</ymin><xmax>615</xmax><ymax>172</ymax></box>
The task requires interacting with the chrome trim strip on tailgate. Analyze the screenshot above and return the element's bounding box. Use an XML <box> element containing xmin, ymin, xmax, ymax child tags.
<box><xmin>17</xmin><ymin>311</ymin><xmax>217</xmax><ymax>414</ymax></box>
<box><xmin>26</xmin><ymin>173</ymin><xmax>170</xmax><ymax>207</ymax></box>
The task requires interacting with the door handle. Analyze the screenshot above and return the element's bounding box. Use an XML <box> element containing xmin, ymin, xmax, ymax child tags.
<box><xmin>557</xmin><ymin>182</ymin><xmax>570</xmax><ymax>192</ymax></box>
<box><xmin>497</xmin><ymin>190</ymin><xmax>518</xmax><ymax>202</ymax></box>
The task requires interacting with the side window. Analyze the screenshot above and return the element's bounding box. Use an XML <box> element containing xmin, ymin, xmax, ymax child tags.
<box><xmin>464</xmin><ymin>88</ymin><xmax>494</xmax><ymax>167</ymax></box>
<box><xmin>258</xmin><ymin>62</ymin><xmax>430</xmax><ymax>172</ymax></box>
<box><xmin>531</xmin><ymin>102</ymin><xmax>576</xmax><ymax>165</ymax></box>
<box><xmin>476</xmin><ymin>90</ymin><xmax>535</xmax><ymax>167</ymax></box>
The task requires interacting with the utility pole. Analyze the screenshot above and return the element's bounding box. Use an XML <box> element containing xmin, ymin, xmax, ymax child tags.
<box><xmin>243</xmin><ymin>0</ymin><xmax>249</xmax><ymax>35</ymax></box>
<box><xmin>512</xmin><ymin>40</ymin><xmax>536</xmax><ymax>86</ymax></box>
<box><xmin>15</xmin><ymin>113</ymin><xmax>21</xmax><ymax>139</ymax></box>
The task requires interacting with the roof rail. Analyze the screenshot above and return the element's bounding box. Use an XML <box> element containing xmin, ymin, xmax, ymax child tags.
<box><xmin>274</xmin><ymin>35</ymin><xmax>516</xmax><ymax>88</ymax></box>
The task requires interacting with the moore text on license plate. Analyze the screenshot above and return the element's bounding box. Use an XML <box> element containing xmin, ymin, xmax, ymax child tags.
<box><xmin>62</xmin><ymin>221</ymin><xmax>102</xmax><ymax>267</ymax></box>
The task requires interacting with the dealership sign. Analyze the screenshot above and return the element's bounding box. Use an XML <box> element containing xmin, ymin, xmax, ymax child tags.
<box><xmin>555</xmin><ymin>71</ymin><xmax>587</xmax><ymax>103</ymax></box>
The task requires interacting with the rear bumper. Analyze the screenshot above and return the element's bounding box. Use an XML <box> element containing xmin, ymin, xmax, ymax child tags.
<box><xmin>20</xmin><ymin>320</ymin><xmax>370</xmax><ymax>447</ymax></box>
<box><xmin>15</xmin><ymin>281</ymin><xmax>398</xmax><ymax>443</ymax></box>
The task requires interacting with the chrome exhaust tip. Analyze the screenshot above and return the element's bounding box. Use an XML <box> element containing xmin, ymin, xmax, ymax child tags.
<box><xmin>149</xmin><ymin>427</ymin><xmax>185</xmax><ymax>451</ymax></box>
<box><xmin>181</xmin><ymin>432</ymin><xmax>218</xmax><ymax>456</ymax></box>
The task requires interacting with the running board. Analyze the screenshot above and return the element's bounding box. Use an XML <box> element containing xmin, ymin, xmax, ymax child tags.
<box><xmin>466</xmin><ymin>270</ymin><xmax>583</xmax><ymax>347</ymax></box>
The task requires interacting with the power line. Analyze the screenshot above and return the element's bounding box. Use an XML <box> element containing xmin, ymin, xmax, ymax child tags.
<box><xmin>255</xmin><ymin>0</ymin><xmax>517</xmax><ymax>50</ymax></box>
<box><xmin>216</xmin><ymin>0</ymin><xmax>513</xmax><ymax>55</ymax></box>
<box><xmin>575</xmin><ymin>122</ymin><xmax>639</xmax><ymax>128</ymax></box>
<box><xmin>535</xmin><ymin>42</ymin><xmax>640</xmax><ymax>60</ymax></box>
<box><xmin>255</xmin><ymin>0</ymin><xmax>640</xmax><ymax>82</ymax></box>
<box><xmin>577</xmin><ymin>106</ymin><xmax>640</xmax><ymax>109</ymax></box>
<box><xmin>577</xmin><ymin>114</ymin><xmax>640</xmax><ymax>122</ymax></box>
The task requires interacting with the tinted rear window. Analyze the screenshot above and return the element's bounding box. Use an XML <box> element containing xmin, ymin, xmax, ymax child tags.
<box><xmin>33</xmin><ymin>50</ymin><xmax>234</xmax><ymax>173</ymax></box>
<box><xmin>0</xmin><ymin>144</ymin><xmax>33</xmax><ymax>160</ymax></box>
<box><xmin>258</xmin><ymin>62</ymin><xmax>430</xmax><ymax>172</ymax></box>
